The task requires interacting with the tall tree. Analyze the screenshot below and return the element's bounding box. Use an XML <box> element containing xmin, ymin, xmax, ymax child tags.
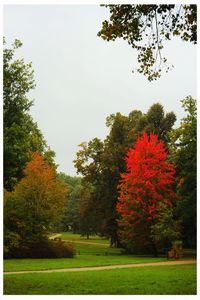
<box><xmin>98</xmin><ymin>5</ymin><xmax>197</xmax><ymax>81</ymax></box>
<box><xmin>169</xmin><ymin>96</ymin><xmax>196</xmax><ymax>247</ymax></box>
<box><xmin>117</xmin><ymin>133</ymin><xmax>177</xmax><ymax>255</ymax></box>
<box><xmin>3</xmin><ymin>39</ymin><xmax>55</xmax><ymax>190</ymax></box>
<box><xmin>74</xmin><ymin>138</ymin><xmax>105</xmax><ymax>235</ymax></box>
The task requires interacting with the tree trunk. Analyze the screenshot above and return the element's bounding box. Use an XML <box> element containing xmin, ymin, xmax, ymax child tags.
<box><xmin>110</xmin><ymin>234</ymin><xmax>121</xmax><ymax>248</ymax></box>
<box><xmin>151</xmin><ymin>242</ymin><xmax>158</xmax><ymax>257</ymax></box>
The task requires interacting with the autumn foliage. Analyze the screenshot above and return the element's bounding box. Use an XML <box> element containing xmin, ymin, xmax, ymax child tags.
<box><xmin>4</xmin><ymin>152</ymin><xmax>69</xmax><ymax>258</ymax></box>
<box><xmin>117</xmin><ymin>133</ymin><xmax>177</xmax><ymax>253</ymax></box>
<box><xmin>15</xmin><ymin>152</ymin><xmax>68</xmax><ymax>224</ymax></box>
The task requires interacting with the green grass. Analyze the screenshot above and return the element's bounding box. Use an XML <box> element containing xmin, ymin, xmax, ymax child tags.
<box><xmin>75</xmin><ymin>242</ymin><xmax>122</xmax><ymax>255</ymax></box>
<box><xmin>57</xmin><ymin>232</ymin><xmax>197</xmax><ymax>258</ymax></box>
<box><xmin>4</xmin><ymin>264</ymin><xmax>196</xmax><ymax>295</ymax></box>
<box><xmin>4</xmin><ymin>255</ymin><xmax>166</xmax><ymax>272</ymax></box>
<box><xmin>4</xmin><ymin>231</ymin><xmax>196</xmax><ymax>272</ymax></box>
<box><xmin>57</xmin><ymin>232</ymin><xmax>121</xmax><ymax>254</ymax></box>
<box><xmin>60</xmin><ymin>232</ymin><xmax>109</xmax><ymax>244</ymax></box>
<box><xmin>4</xmin><ymin>232</ymin><xmax>196</xmax><ymax>295</ymax></box>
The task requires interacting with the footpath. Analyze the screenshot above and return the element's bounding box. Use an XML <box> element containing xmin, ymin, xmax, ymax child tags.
<box><xmin>4</xmin><ymin>260</ymin><xmax>196</xmax><ymax>275</ymax></box>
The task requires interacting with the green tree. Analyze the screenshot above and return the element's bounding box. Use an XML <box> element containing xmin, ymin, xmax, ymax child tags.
<box><xmin>4</xmin><ymin>39</ymin><xmax>55</xmax><ymax>190</ymax></box>
<box><xmin>150</xmin><ymin>202</ymin><xmax>181</xmax><ymax>252</ymax></box>
<box><xmin>98</xmin><ymin>4</ymin><xmax>197</xmax><ymax>81</ymax></box>
<box><xmin>142</xmin><ymin>103</ymin><xmax>176</xmax><ymax>143</ymax></box>
<box><xmin>77</xmin><ymin>182</ymin><xmax>98</xmax><ymax>239</ymax></box>
<box><xmin>57</xmin><ymin>173</ymin><xmax>82</xmax><ymax>232</ymax></box>
<box><xmin>98</xmin><ymin>114</ymin><xmax>130</xmax><ymax>245</ymax></box>
<box><xmin>74</xmin><ymin>138</ymin><xmax>105</xmax><ymax>236</ymax></box>
<box><xmin>169</xmin><ymin>96</ymin><xmax>196</xmax><ymax>248</ymax></box>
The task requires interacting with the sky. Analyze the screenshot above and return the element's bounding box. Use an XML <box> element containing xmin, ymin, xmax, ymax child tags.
<box><xmin>3</xmin><ymin>4</ymin><xmax>197</xmax><ymax>176</ymax></box>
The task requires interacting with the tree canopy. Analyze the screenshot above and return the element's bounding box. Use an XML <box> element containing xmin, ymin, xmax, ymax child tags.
<box><xmin>98</xmin><ymin>4</ymin><xmax>197</xmax><ymax>81</ymax></box>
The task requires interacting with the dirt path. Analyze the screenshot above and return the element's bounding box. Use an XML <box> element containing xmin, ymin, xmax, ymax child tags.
<box><xmin>4</xmin><ymin>260</ymin><xmax>196</xmax><ymax>275</ymax></box>
<box><xmin>67</xmin><ymin>240</ymin><xmax>108</xmax><ymax>246</ymax></box>
<box><xmin>49</xmin><ymin>234</ymin><xmax>61</xmax><ymax>240</ymax></box>
<box><xmin>49</xmin><ymin>235</ymin><xmax>108</xmax><ymax>246</ymax></box>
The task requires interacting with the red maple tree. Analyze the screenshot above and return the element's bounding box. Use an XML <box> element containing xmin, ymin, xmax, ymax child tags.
<box><xmin>116</xmin><ymin>132</ymin><xmax>177</xmax><ymax>253</ymax></box>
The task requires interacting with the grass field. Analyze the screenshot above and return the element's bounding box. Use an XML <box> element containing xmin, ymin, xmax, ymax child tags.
<box><xmin>4</xmin><ymin>264</ymin><xmax>196</xmax><ymax>295</ymax></box>
<box><xmin>4</xmin><ymin>232</ymin><xmax>197</xmax><ymax>295</ymax></box>
<box><xmin>4</xmin><ymin>255</ymin><xmax>166</xmax><ymax>272</ymax></box>
<box><xmin>61</xmin><ymin>232</ymin><xmax>118</xmax><ymax>255</ymax></box>
<box><xmin>60</xmin><ymin>232</ymin><xmax>109</xmax><ymax>244</ymax></box>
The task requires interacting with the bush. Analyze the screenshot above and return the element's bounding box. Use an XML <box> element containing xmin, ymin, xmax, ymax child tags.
<box><xmin>27</xmin><ymin>238</ymin><xmax>76</xmax><ymax>258</ymax></box>
<box><xmin>4</xmin><ymin>230</ymin><xmax>21</xmax><ymax>259</ymax></box>
<box><xmin>50</xmin><ymin>238</ymin><xmax>76</xmax><ymax>258</ymax></box>
<box><xmin>4</xmin><ymin>236</ymin><xmax>76</xmax><ymax>259</ymax></box>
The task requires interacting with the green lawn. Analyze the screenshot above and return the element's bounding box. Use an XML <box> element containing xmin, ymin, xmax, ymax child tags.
<box><xmin>4</xmin><ymin>232</ymin><xmax>196</xmax><ymax>295</ymax></box>
<box><xmin>4</xmin><ymin>264</ymin><xmax>196</xmax><ymax>295</ymax></box>
<box><xmin>4</xmin><ymin>232</ymin><xmax>195</xmax><ymax>272</ymax></box>
<box><xmin>52</xmin><ymin>232</ymin><xmax>119</xmax><ymax>254</ymax></box>
<box><xmin>54</xmin><ymin>232</ymin><xmax>121</xmax><ymax>254</ymax></box>
<box><xmin>75</xmin><ymin>242</ymin><xmax>122</xmax><ymax>255</ymax></box>
<box><xmin>60</xmin><ymin>232</ymin><xmax>109</xmax><ymax>244</ymax></box>
<box><xmin>4</xmin><ymin>255</ymin><xmax>166</xmax><ymax>272</ymax></box>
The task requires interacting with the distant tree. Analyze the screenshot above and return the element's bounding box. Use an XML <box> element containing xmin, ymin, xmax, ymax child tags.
<box><xmin>74</xmin><ymin>138</ymin><xmax>105</xmax><ymax>237</ymax></box>
<box><xmin>98</xmin><ymin>4</ymin><xmax>197</xmax><ymax>81</ymax></box>
<box><xmin>145</xmin><ymin>104</ymin><xmax>176</xmax><ymax>142</ymax></box>
<box><xmin>117</xmin><ymin>133</ymin><xmax>177</xmax><ymax>256</ymax></box>
<box><xmin>57</xmin><ymin>173</ymin><xmax>82</xmax><ymax>232</ymax></box>
<box><xmin>77</xmin><ymin>182</ymin><xmax>98</xmax><ymax>239</ymax></box>
<box><xmin>169</xmin><ymin>96</ymin><xmax>196</xmax><ymax>248</ymax></box>
<box><xmin>3</xmin><ymin>39</ymin><xmax>55</xmax><ymax>191</ymax></box>
<box><xmin>4</xmin><ymin>152</ymin><xmax>67</xmax><ymax>257</ymax></box>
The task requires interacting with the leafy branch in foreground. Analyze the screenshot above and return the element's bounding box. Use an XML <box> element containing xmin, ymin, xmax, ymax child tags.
<box><xmin>98</xmin><ymin>4</ymin><xmax>196</xmax><ymax>81</ymax></box>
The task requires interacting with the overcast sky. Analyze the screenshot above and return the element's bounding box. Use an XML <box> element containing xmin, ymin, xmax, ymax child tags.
<box><xmin>4</xmin><ymin>4</ymin><xmax>197</xmax><ymax>176</ymax></box>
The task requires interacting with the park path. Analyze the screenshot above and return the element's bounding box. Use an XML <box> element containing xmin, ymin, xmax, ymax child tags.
<box><xmin>49</xmin><ymin>234</ymin><xmax>61</xmax><ymax>240</ymax></box>
<box><xmin>49</xmin><ymin>234</ymin><xmax>108</xmax><ymax>246</ymax></box>
<box><xmin>4</xmin><ymin>260</ymin><xmax>196</xmax><ymax>275</ymax></box>
<box><xmin>67</xmin><ymin>240</ymin><xmax>108</xmax><ymax>246</ymax></box>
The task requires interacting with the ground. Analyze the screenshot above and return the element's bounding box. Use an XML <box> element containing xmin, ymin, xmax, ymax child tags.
<box><xmin>4</xmin><ymin>232</ymin><xmax>197</xmax><ymax>295</ymax></box>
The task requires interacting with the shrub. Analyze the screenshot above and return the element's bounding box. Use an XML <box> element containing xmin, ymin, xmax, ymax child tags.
<box><xmin>4</xmin><ymin>230</ymin><xmax>21</xmax><ymax>259</ymax></box>
<box><xmin>50</xmin><ymin>238</ymin><xmax>76</xmax><ymax>258</ymax></box>
<box><xmin>4</xmin><ymin>236</ymin><xmax>76</xmax><ymax>259</ymax></box>
<box><xmin>27</xmin><ymin>238</ymin><xmax>76</xmax><ymax>258</ymax></box>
